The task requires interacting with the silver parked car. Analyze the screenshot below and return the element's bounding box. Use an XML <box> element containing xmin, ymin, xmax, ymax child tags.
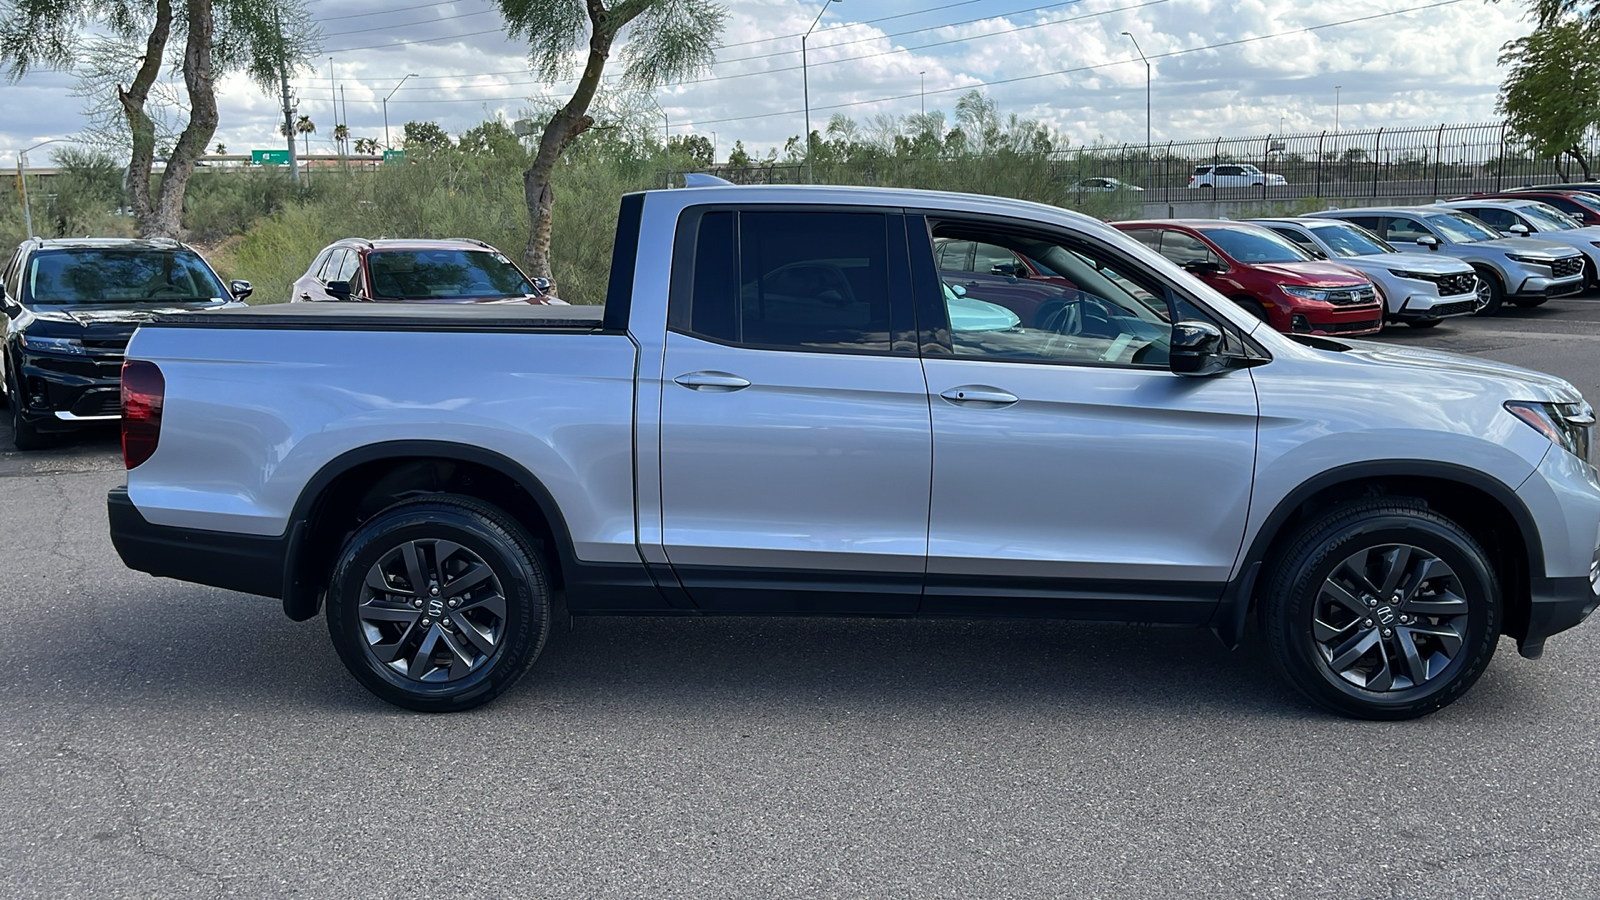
<box><xmin>1307</xmin><ymin>206</ymin><xmax>1584</xmax><ymax>315</ymax></box>
<box><xmin>1436</xmin><ymin>198</ymin><xmax>1600</xmax><ymax>288</ymax></box>
<box><xmin>1249</xmin><ymin>217</ymin><xmax>1482</xmax><ymax>327</ymax></box>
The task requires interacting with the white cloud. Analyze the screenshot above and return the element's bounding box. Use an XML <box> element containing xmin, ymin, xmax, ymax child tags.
<box><xmin>0</xmin><ymin>0</ymin><xmax>1534</xmax><ymax>165</ymax></box>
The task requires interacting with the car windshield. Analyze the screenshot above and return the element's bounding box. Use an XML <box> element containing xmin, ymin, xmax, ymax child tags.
<box><xmin>1520</xmin><ymin>203</ymin><xmax>1582</xmax><ymax>231</ymax></box>
<box><xmin>25</xmin><ymin>249</ymin><xmax>229</xmax><ymax>305</ymax></box>
<box><xmin>1424</xmin><ymin>213</ymin><xmax>1499</xmax><ymax>243</ymax></box>
<box><xmin>1309</xmin><ymin>223</ymin><xmax>1395</xmax><ymax>256</ymax></box>
<box><xmin>1201</xmin><ymin>226</ymin><xmax>1312</xmax><ymax>263</ymax></box>
<box><xmin>367</xmin><ymin>249</ymin><xmax>534</xmax><ymax>300</ymax></box>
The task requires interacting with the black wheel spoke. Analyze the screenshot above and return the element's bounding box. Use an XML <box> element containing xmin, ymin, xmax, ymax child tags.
<box><xmin>367</xmin><ymin>566</ymin><xmax>407</xmax><ymax>596</ymax></box>
<box><xmin>361</xmin><ymin>604</ymin><xmax>421</xmax><ymax>624</ymax></box>
<box><xmin>408</xmin><ymin>626</ymin><xmax>444</xmax><ymax>680</ymax></box>
<box><xmin>1312</xmin><ymin>542</ymin><xmax>1472</xmax><ymax>695</ymax></box>
<box><xmin>431</xmin><ymin>540</ymin><xmax>464</xmax><ymax>582</ymax></box>
<box><xmin>401</xmin><ymin>542</ymin><xmax>429</xmax><ymax>595</ymax></box>
<box><xmin>455</xmin><ymin>590</ymin><xmax>506</xmax><ymax>620</ymax></box>
<box><xmin>1321</xmin><ymin>580</ymin><xmax>1370</xmax><ymax>617</ymax></box>
<box><xmin>437</xmin><ymin>628</ymin><xmax>477</xmax><ymax>678</ymax></box>
<box><xmin>448</xmin><ymin>612</ymin><xmax>498</xmax><ymax>657</ymax></box>
<box><xmin>441</xmin><ymin>562</ymin><xmax>493</xmax><ymax>599</ymax></box>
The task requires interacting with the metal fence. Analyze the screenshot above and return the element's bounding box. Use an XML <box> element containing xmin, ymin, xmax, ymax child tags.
<box><xmin>672</xmin><ymin>122</ymin><xmax>1599</xmax><ymax>203</ymax></box>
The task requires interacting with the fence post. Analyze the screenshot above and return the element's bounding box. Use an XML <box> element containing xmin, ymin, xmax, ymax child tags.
<box><xmin>1164</xmin><ymin>140</ymin><xmax>1173</xmax><ymax>205</ymax></box>
<box><xmin>1497</xmin><ymin>122</ymin><xmax>1508</xmax><ymax>191</ymax></box>
<box><xmin>1372</xmin><ymin>128</ymin><xmax>1383</xmax><ymax>197</ymax></box>
<box><xmin>1263</xmin><ymin>134</ymin><xmax>1272</xmax><ymax>200</ymax></box>
<box><xmin>1432</xmin><ymin>124</ymin><xmax>1444</xmax><ymax>197</ymax></box>
<box><xmin>1315</xmin><ymin>131</ymin><xmax>1326</xmax><ymax>198</ymax></box>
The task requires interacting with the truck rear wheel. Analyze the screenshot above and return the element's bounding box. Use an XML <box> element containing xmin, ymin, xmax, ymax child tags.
<box><xmin>1258</xmin><ymin>500</ymin><xmax>1500</xmax><ymax>720</ymax></box>
<box><xmin>325</xmin><ymin>494</ymin><xmax>550</xmax><ymax>712</ymax></box>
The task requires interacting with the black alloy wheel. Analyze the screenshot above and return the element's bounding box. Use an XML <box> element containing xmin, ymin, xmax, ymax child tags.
<box><xmin>7</xmin><ymin>372</ymin><xmax>49</xmax><ymax>451</ymax></box>
<box><xmin>1260</xmin><ymin>500</ymin><xmax>1500</xmax><ymax>720</ymax></box>
<box><xmin>326</xmin><ymin>494</ymin><xmax>549</xmax><ymax>712</ymax></box>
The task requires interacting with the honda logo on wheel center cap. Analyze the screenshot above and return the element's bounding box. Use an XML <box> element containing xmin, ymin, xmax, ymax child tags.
<box><xmin>1376</xmin><ymin>606</ymin><xmax>1396</xmax><ymax>626</ymax></box>
<box><xmin>426</xmin><ymin>597</ymin><xmax>445</xmax><ymax>619</ymax></box>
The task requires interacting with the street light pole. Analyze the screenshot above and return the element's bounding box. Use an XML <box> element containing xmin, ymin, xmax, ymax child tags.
<box><xmin>383</xmin><ymin>73</ymin><xmax>420</xmax><ymax>151</ymax></box>
<box><xmin>1122</xmin><ymin>32</ymin><xmax>1151</xmax><ymax>191</ymax></box>
<box><xmin>802</xmin><ymin>0</ymin><xmax>841</xmax><ymax>184</ymax></box>
<box><xmin>16</xmin><ymin>138</ymin><xmax>71</xmax><ymax>238</ymax></box>
<box><xmin>919</xmin><ymin>71</ymin><xmax>926</xmax><ymax>116</ymax></box>
<box><xmin>1335</xmin><ymin>85</ymin><xmax>1342</xmax><ymax>133</ymax></box>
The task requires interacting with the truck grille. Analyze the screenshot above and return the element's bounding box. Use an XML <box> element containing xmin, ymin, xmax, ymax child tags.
<box><xmin>1552</xmin><ymin>256</ymin><xmax>1584</xmax><ymax>278</ymax></box>
<box><xmin>1429</xmin><ymin>273</ymin><xmax>1477</xmax><ymax>296</ymax></box>
<box><xmin>1325</xmin><ymin>284</ymin><xmax>1380</xmax><ymax>306</ymax></box>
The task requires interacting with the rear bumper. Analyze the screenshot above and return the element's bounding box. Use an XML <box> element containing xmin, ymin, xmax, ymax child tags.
<box><xmin>108</xmin><ymin>486</ymin><xmax>287</xmax><ymax>600</ymax></box>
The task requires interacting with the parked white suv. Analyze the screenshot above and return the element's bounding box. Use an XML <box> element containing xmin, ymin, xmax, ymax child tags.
<box><xmin>1190</xmin><ymin>164</ymin><xmax>1288</xmax><ymax>188</ymax></box>
<box><xmin>1249</xmin><ymin>217</ymin><xmax>1483</xmax><ymax>327</ymax></box>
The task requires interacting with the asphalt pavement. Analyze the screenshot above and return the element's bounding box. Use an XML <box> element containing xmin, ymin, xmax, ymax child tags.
<box><xmin>3</xmin><ymin>303</ymin><xmax>1600</xmax><ymax>899</ymax></box>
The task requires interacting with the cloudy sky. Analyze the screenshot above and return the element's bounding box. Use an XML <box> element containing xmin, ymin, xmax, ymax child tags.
<box><xmin>0</xmin><ymin>0</ymin><xmax>1533</xmax><ymax>166</ymax></box>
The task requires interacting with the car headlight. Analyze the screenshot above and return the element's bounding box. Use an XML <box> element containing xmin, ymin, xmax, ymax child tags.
<box><xmin>1506</xmin><ymin>254</ymin><xmax>1555</xmax><ymax>266</ymax></box>
<box><xmin>1280</xmin><ymin>285</ymin><xmax>1336</xmax><ymax>301</ymax></box>
<box><xmin>1506</xmin><ymin>400</ymin><xmax>1594</xmax><ymax>461</ymax></box>
<box><xmin>20</xmin><ymin>334</ymin><xmax>86</xmax><ymax>355</ymax></box>
<box><xmin>1387</xmin><ymin>269</ymin><xmax>1432</xmax><ymax>280</ymax></box>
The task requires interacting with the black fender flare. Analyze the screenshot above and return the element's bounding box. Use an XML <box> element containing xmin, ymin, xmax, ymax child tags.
<box><xmin>281</xmin><ymin>440</ymin><xmax>580</xmax><ymax>620</ymax></box>
<box><xmin>1209</xmin><ymin>459</ymin><xmax>1543</xmax><ymax>647</ymax></box>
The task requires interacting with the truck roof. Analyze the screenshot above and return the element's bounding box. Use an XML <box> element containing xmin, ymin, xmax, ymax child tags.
<box><xmin>644</xmin><ymin>183</ymin><xmax>1113</xmax><ymax>232</ymax></box>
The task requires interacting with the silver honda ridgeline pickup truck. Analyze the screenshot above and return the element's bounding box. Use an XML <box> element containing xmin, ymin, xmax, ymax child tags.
<box><xmin>108</xmin><ymin>185</ymin><xmax>1600</xmax><ymax>719</ymax></box>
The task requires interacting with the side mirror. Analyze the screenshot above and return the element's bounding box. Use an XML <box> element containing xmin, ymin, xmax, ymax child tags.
<box><xmin>325</xmin><ymin>280</ymin><xmax>353</xmax><ymax>300</ymax></box>
<box><xmin>229</xmin><ymin>279</ymin><xmax>253</xmax><ymax>300</ymax></box>
<box><xmin>1415</xmin><ymin>235</ymin><xmax>1441</xmax><ymax>250</ymax></box>
<box><xmin>1170</xmin><ymin>320</ymin><xmax>1229</xmax><ymax>377</ymax></box>
<box><xmin>0</xmin><ymin>291</ymin><xmax>19</xmax><ymax>316</ymax></box>
<box><xmin>532</xmin><ymin>277</ymin><xmax>552</xmax><ymax>295</ymax></box>
<box><xmin>948</xmin><ymin>283</ymin><xmax>968</xmax><ymax>298</ymax></box>
<box><xmin>1182</xmin><ymin>259</ymin><xmax>1225</xmax><ymax>276</ymax></box>
<box><xmin>1508</xmin><ymin>223</ymin><xmax>1530</xmax><ymax>235</ymax></box>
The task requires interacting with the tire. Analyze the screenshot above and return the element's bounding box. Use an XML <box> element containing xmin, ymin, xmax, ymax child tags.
<box><xmin>8</xmin><ymin>373</ymin><xmax>50</xmax><ymax>451</ymax></box>
<box><xmin>1406</xmin><ymin>318</ymin><xmax>1442</xmax><ymax>329</ymax></box>
<box><xmin>1232</xmin><ymin>296</ymin><xmax>1271</xmax><ymax>324</ymax></box>
<box><xmin>325</xmin><ymin>494</ymin><xmax>551</xmax><ymax>712</ymax></box>
<box><xmin>1258</xmin><ymin>500</ymin><xmax>1501</xmax><ymax>720</ymax></box>
<box><xmin>1472</xmin><ymin>268</ymin><xmax>1504</xmax><ymax>316</ymax></box>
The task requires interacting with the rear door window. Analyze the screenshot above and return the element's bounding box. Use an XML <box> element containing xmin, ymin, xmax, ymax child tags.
<box><xmin>1381</xmin><ymin>217</ymin><xmax>1432</xmax><ymax>243</ymax></box>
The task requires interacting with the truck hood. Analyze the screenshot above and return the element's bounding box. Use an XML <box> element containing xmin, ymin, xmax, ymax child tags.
<box><xmin>1296</xmin><ymin>335</ymin><xmax>1582</xmax><ymax>404</ymax></box>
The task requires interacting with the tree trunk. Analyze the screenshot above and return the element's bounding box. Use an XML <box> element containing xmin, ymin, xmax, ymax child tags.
<box><xmin>1570</xmin><ymin>146</ymin><xmax>1593</xmax><ymax>181</ymax></box>
<box><xmin>520</xmin><ymin>1</ymin><xmax>621</xmax><ymax>294</ymax></box>
<box><xmin>119</xmin><ymin>0</ymin><xmax>172</xmax><ymax>233</ymax></box>
<box><xmin>145</xmin><ymin>0</ymin><xmax>218</xmax><ymax>239</ymax></box>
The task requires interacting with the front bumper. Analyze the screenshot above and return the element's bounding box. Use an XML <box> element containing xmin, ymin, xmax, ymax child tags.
<box><xmin>1509</xmin><ymin>272</ymin><xmax>1584</xmax><ymax>299</ymax></box>
<box><xmin>1286</xmin><ymin>299</ymin><xmax>1384</xmax><ymax>336</ymax></box>
<box><xmin>15</xmin><ymin>349</ymin><xmax>123</xmax><ymax>431</ymax></box>
<box><xmin>1394</xmin><ymin>292</ymin><xmax>1480</xmax><ymax>320</ymax></box>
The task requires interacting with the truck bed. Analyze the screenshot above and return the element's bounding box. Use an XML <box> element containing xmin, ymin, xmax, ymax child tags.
<box><xmin>152</xmin><ymin>301</ymin><xmax>608</xmax><ymax>332</ymax></box>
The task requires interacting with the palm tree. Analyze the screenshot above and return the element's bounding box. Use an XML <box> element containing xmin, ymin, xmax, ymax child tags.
<box><xmin>332</xmin><ymin>123</ymin><xmax>350</xmax><ymax>155</ymax></box>
<box><xmin>295</xmin><ymin>115</ymin><xmax>316</xmax><ymax>156</ymax></box>
<box><xmin>213</xmin><ymin>142</ymin><xmax>227</xmax><ymax>155</ymax></box>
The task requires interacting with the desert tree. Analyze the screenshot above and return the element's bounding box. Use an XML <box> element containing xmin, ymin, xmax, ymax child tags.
<box><xmin>494</xmin><ymin>0</ymin><xmax>727</xmax><ymax>289</ymax></box>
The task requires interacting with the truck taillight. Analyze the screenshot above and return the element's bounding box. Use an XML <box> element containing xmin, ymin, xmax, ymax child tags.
<box><xmin>121</xmin><ymin>360</ymin><xmax>164</xmax><ymax>469</ymax></box>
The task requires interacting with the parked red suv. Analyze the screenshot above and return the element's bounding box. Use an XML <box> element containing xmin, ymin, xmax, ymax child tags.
<box><xmin>1114</xmin><ymin>220</ymin><xmax>1383</xmax><ymax>336</ymax></box>
<box><xmin>292</xmin><ymin>238</ymin><xmax>560</xmax><ymax>304</ymax></box>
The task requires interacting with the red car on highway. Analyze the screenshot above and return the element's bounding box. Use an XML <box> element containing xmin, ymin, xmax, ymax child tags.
<box><xmin>1114</xmin><ymin>220</ymin><xmax>1384</xmax><ymax>336</ymax></box>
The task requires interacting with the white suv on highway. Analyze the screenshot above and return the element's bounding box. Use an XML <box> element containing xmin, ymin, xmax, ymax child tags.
<box><xmin>1190</xmin><ymin>164</ymin><xmax>1288</xmax><ymax>188</ymax></box>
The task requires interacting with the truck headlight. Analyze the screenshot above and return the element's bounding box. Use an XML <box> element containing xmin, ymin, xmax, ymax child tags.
<box><xmin>1506</xmin><ymin>400</ymin><xmax>1594</xmax><ymax>461</ymax></box>
<box><xmin>20</xmin><ymin>334</ymin><xmax>86</xmax><ymax>355</ymax></box>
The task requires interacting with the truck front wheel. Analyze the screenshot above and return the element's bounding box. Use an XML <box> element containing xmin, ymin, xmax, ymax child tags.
<box><xmin>1258</xmin><ymin>500</ymin><xmax>1500</xmax><ymax>720</ymax></box>
<box><xmin>325</xmin><ymin>494</ymin><xmax>550</xmax><ymax>712</ymax></box>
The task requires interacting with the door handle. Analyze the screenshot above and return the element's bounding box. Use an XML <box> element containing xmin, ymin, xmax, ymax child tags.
<box><xmin>940</xmin><ymin>386</ymin><xmax>1018</xmax><ymax>406</ymax></box>
<box><xmin>674</xmin><ymin>371</ymin><xmax>752</xmax><ymax>392</ymax></box>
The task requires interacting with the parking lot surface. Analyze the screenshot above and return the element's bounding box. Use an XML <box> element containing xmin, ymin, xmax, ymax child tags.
<box><xmin>3</xmin><ymin>304</ymin><xmax>1600</xmax><ymax>899</ymax></box>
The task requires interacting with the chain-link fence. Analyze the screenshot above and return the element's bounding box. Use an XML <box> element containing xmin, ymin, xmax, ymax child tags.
<box><xmin>671</xmin><ymin>122</ymin><xmax>1599</xmax><ymax>204</ymax></box>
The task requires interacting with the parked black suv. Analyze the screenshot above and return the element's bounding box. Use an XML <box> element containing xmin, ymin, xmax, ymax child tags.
<box><xmin>0</xmin><ymin>238</ymin><xmax>249</xmax><ymax>450</ymax></box>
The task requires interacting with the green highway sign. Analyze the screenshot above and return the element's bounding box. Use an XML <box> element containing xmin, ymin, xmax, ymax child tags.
<box><xmin>251</xmin><ymin>149</ymin><xmax>291</xmax><ymax>165</ymax></box>
<box><xmin>382</xmin><ymin>150</ymin><xmax>405</xmax><ymax>164</ymax></box>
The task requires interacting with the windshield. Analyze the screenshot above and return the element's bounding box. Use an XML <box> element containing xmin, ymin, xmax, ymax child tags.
<box><xmin>367</xmin><ymin>249</ymin><xmax>534</xmax><ymax>300</ymax></box>
<box><xmin>1424</xmin><ymin>213</ymin><xmax>1499</xmax><ymax>243</ymax></box>
<box><xmin>1520</xmin><ymin>203</ymin><xmax>1582</xmax><ymax>231</ymax></box>
<box><xmin>1202</xmin><ymin>226</ymin><xmax>1312</xmax><ymax>263</ymax></box>
<box><xmin>1310</xmin><ymin>223</ymin><xmax>1395</xmax><ymax>256</ymax></box>
<box><xmin>26</xmin><ymin>249</ymin><xmax>229</xmax><ymax>305</ymax></box>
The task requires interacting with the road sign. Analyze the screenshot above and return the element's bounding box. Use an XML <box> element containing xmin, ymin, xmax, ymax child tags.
<box><xmin>382</xmin><ymin>150</ymin><xmax>405</xmax><ymax>164</ymax></box>
<box><xmin>251</xmin><ymin>149</ymin><xmax>291</xmax><ymax>165</ymax></box>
